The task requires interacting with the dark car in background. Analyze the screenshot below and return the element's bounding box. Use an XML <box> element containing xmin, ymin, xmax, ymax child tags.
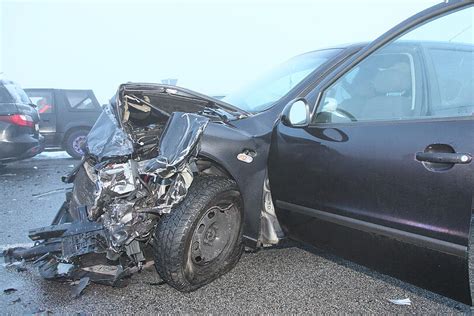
<box><xmin>0</xmin><ymin>80</ymin><xmax>43</xmax><ymax>166</ymax></box>
<box><xmin>25</xmin><ymin>89</ymin><xmax>102</xmax><ymax>159</ymax></box>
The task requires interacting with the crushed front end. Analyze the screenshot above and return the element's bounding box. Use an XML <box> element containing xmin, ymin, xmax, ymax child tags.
<box><xmin>3</xmin><ymin>83</ymin><xmax>220</xmax><ymax>285</ymax></box>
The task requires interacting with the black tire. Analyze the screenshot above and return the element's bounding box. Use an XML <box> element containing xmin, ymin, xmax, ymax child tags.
<box><xmin>152</xmin><ymin>175</ymin><xmax>244</xmax><ymax>292</ymax></box>
<box><xmin>65</xmin><ymin>129</ymin><xmax>88</xmax><ymax>159</ymax></box>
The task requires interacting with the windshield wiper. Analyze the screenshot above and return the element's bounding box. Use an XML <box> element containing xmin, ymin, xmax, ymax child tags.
<box><xmin>201</xmin><ymin>107</ymin><xmax>230</xmax><ymax>122</ymax></box>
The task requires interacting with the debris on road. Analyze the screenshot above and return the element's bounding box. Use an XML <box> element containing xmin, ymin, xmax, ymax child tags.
<box><xmin>33</xmin><ymin>151</ymin><xmax>71</xmax><ymax>160</ymax></box>
<box><xmin>56</xmin><ymin>262</ymin><xmax>74</xmax><ymax>275</ymax></box>
<box><xmin>10</xmin><ymin>297</ymin><xmax>21</xmax><ymax>304</ymax></box>
<box><xmin>72</xmin><ymin>277</ymin><xmax>90</xmax><ymax>298</ymax></box>
<box><xmin>29</xmin><ymin>307</ymin><xmax>52</xmax><ymax>315</ymax></box>
<box><xmin>3</xmin><ymin>288</ymin><xmax>18</xmax><ymax>295</ymax></box>
<box><xmin>3</xmin><ymin>259</ymin><xmax>27</xmax><ymax>272</ymax></box>
<box><xmin>388</xmin><ymin>298</ymin><xmax>412</xmax><ymax>306</ymax></box>
<box><xmin>148</xmin><ymin>281</ymin><xmax>166</xmax><ymax>286</ymax></box>
<box><xmin>32</xmin><ymin>187</ymin><xmax>71</xmax><ymax>198</ymax></box>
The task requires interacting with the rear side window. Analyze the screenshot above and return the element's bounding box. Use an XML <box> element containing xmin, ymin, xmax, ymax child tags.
<box><xmin>428</xmin><ymin>48</ymin><xmax>473</xmax><ymax>117</ymax></box>
<box><xmin>0</xmin><ymin>86</ymin><xmax>12</xmax><ymax>103</ymax></box>
<box><xmin>28</xmin><ymin>91</ymin><xmax>54</xmax><ymax>114</ymax></box>
<box><xmin>65</xmin><ymin>91</ymin><xmax>97</xmax><ymax>111</ymax></box>
<box><xmin>3</xmin><ymin>83</ymin><xmax>31</xmax><ymax>104</ymax></box>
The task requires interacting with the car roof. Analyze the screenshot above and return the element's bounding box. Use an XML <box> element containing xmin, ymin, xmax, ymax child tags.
<box><xmin>301</xmin><ymin>42</ymin><xmax>369</xmax><ymax>56</ymax></box>
<box><xmin>406</xmin><ymin>40</ymin><xmax>473</xmax><ymax>49</ymax></box>
<box><xmin>303</xmin><ymin>40</ymin><xmax>472</xmax><ymax>59</ymax></box>
<box><xmin>0</xmin><ymin>79</ymin><xmax>21</xmax><ymax>86</ymax></box>
<box><xmin>24</xmin><ymin>88</ymin><xmax>94</xmax><ymax>92</ymax></box>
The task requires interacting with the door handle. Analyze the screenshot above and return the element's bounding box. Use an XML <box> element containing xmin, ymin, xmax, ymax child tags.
<box><xmin>415</xmin><ymin>152</ymin><xmax>472</xmax><ymax>164</ymax></box>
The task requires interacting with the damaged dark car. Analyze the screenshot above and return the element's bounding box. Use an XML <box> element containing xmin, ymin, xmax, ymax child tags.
<box><xmin>5</xmin><ymin>0</ymin><xmax>474</xmax><ymax>306</ymax></box>
<box><xmin>5</xmin><ymin>46</ymin><xmax>353</xmax><ymax>290</ymax></box>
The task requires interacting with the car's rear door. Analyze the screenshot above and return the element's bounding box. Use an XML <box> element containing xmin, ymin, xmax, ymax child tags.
<box><xmin>269</xmin><ymin>1</ymin><xmax>474</xmax><ymax>304</ymax></box>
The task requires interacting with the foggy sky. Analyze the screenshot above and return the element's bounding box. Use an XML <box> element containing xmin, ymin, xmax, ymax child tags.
<box><xmin>1</xmin><ymin>0</ymin><xmax>439</xmax><ymax>104</ymax></box>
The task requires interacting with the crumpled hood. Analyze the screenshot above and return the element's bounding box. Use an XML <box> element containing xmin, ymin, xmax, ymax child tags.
<box><xmin>3</xmin><ymin>81</ymin><xmax>253</xmax><ymax>290</ymax></box>
<box><xmin>114</xmin><ymin>83</ymin><xmax>250</xmax><ymax>120</ymax></box>
<box><xmin>85</xmin><ymin>83</ymin><xmax>249</xmax><ymax>161</ymax></box>
<box><xmin>86</xmin><ymin>103</ymin><xmax>135</xmax><ymax>159</ymax></box>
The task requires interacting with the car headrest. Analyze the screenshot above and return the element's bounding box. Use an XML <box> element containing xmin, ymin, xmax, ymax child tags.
<box><xmin>341</xmin><ymin>67</ymin><xmax>376</xmax><ymax>99</ymax></box>
<box><xmin>373</xmin><ymin>63</ymin><xmax>411</xmax><ymax>94</ymax></box>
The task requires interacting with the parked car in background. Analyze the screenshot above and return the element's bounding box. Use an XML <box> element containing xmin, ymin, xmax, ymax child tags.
<box><xmin>25</xmin><ymin>89</ymin><xmax>102</xmax><ymax>159</ymax></box>
<box><xmin>0</xmin><ymin>80</ymin><xmax>43</xmax><ymax>166</ymax></box>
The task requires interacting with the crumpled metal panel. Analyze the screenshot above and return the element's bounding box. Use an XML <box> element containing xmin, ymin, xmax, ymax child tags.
<box><xmin>143</xmin><ymin>112</ymin><xmax>209</xmax><ymax>178</ymax></box>
<box><xmin>148</xmin><ymin>165</ymin><xmax>194</xmax><ymax>214</ymax></box>
<box><xmin>98</xmin><ymin>161</ymin><xmax>138</xmax><ymax>195</ymax></box>
<box><xmin>4</xmin><ymin>100</ymin><xmax>212</xmax><ymax>287</ymax></box>
<box><xmin>86</xmin><ymin>103</ymin><xmax>134</xmax><ymax>160</ymax></box>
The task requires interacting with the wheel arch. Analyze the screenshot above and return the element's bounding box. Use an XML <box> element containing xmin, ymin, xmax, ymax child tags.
<box><xmin>195</xmin><ymin>152</ymin><xmax>266</xmax><ymax>249</ymax></box>
<box><xmin>196</xmin><ymin>155</ymin><xmax>236</xmax><ymax>181</ymax></box>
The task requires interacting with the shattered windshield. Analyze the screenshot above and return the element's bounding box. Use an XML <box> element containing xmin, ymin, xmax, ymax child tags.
<box><xmin>223</xmin><ymin>49</ymin><xmax>342</xmax><ymax>112</ymax></box>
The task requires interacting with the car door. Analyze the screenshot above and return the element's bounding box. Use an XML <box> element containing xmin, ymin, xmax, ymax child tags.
<box><xmin>26</xmin><ymin>89</ymin><xmax>57</xmax><ymax>146</ymax></box>
<box><xmin>269</xmin><ymin>1</ymin><xmax>474</xmax><ymax>304</ymax></box>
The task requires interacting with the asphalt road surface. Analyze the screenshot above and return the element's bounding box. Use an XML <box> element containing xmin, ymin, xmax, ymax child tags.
<box><xmin>0</xmin><ymin>153</ymin><xmax>471</xmax><ymax>314</ymax></box>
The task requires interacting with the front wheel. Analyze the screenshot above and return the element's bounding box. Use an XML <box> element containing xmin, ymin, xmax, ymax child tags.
<box><xmin>152</xmin><ymin>176</ymin><xmax>244</xmax><ymax>292</ymax></box>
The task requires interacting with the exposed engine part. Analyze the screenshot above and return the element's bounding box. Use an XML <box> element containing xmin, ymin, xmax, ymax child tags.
<box><xmin>4</xmin><ymin>106</ymin><xmax>210</xmax><ymax>286</ymax></box>
<box><xmin>99</xmin><ymin>160</ymin><xmax>138</xmax><ymax>195</ymax></box>
<box><xmin>96</xmin><ymin>111</ymin><xmax>209</xmax><ymax>255</ymax></box>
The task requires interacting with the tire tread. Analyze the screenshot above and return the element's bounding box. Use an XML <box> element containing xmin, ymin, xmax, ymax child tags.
<box><xmin>152</xmin><ymin>175</ymin><xmax>243</xmax><ymax>292</ymax></box>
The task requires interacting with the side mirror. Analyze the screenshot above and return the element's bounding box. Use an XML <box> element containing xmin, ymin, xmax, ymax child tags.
<box><xmin>281</xmin><ymin>99</ymin><xmax>310</xmax><ymax>127</ymax></box>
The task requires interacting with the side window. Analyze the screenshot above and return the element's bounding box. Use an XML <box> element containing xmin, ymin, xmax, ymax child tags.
<box><xmin>0</xmin><ymin>86</ymin><xmax>12</xmax><ymax>103</ymax></box>
<box><xmin>428</xmin><ymin>48</ymin><xmax>473</xmax><ymax>117</ymax></box>
<box><xmin>3</xmin><ymin>83</ymin><xmax>31</xmax><ymax>105</ymax></box>
<box><xmin>313</xmin><ymin>5</ymin><xmax>473</xmax><ymax>124</ymax></box>
<box><xmin>28</xmin><ymin>91</ymin><xmax>54</xmax><ymax>114</ymax></box>
<box><xmin>65</xmin><ymin>91</ymin><xmax>96</xmax><ymax>111</ymax></box>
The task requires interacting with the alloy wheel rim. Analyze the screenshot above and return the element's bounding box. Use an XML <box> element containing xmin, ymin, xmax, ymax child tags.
<box><xmin>72</xmin><ymin>135</ymin><xmax>86</xmax><ymax>155</ymax></box>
